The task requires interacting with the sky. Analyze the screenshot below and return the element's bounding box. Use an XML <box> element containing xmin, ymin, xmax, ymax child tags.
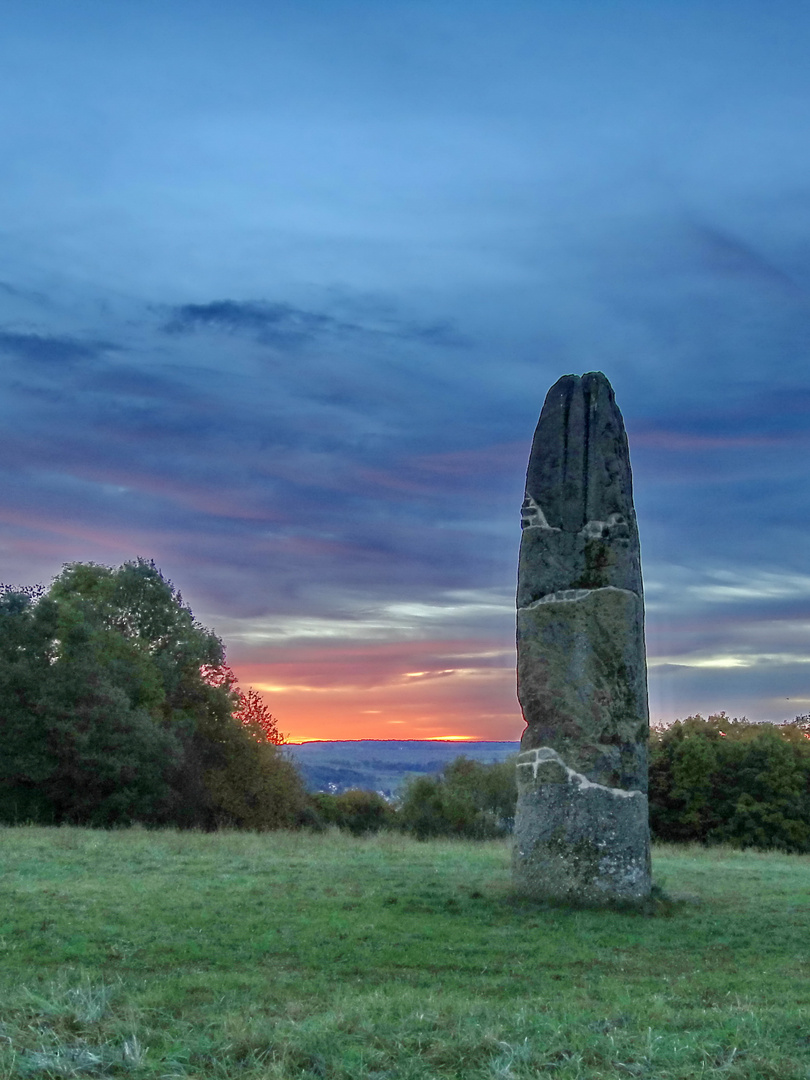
<box><xmin>2</xmin><ymin>0</ymin><xmax>810</xmax><ymax>742</ymax></box>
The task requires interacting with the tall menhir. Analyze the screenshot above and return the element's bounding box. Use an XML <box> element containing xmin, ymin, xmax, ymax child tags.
<box><xmin>513</xmin><ymin>371</ymin><xmax>651</xmax><ymax>903</ymax></box>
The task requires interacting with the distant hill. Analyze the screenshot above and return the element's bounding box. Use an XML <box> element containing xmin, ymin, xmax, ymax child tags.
<box><xmin>285</xmin><ymin>739</ymin><xmax>519</xmax><ymax>797</ymax></box>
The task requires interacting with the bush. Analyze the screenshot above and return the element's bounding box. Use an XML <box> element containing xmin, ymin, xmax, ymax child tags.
<box><xmin>311</xmin><ymin>789</ymin><xmax>394</xmax><ymax>834</ymax></box>
<box><xmin>649</xmin><ymin>714</ymin><xmax>810</xmax><ymax>852</ymax></box>
<box><xmin>398</xmin><ymin>756</ymin><xmax>517</xmax><ymax>840</ymax></box>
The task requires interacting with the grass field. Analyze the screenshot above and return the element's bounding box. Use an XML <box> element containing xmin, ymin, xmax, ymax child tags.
<box><xmin>0</xmin><ymin>828</ymin><xmax>808</xmax><ymax>1079</ymax></box>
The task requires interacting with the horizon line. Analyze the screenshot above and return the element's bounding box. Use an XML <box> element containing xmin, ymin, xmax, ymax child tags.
<box><xmin>286</xmin><ymin>736</ymin><xmax>522</xmax><ymax>745</ymax></box>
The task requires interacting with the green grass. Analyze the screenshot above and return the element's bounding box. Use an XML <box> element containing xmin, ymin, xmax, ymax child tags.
<box><xmin>0</xmin><ymin>828</ymin><xmax>808</xmax><ymax>1079</ymax></box>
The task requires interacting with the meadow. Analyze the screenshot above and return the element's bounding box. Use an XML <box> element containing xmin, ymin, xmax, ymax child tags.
<box><xmin>0</xmin><ymin>828</ymin><xmax>808</xmax><ymax>1079</ymax></box>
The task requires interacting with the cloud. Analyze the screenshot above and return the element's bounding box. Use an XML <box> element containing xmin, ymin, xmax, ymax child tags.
<box><xmin>353</xmin><ymin>441</ymin><xmax>527</xmax><ymax>499</ymax></box>
<box><xmin>0</xmin><ymin>330</ymin><xmax>111</xmax><ymax>366</ymax></box>
<box><xmin>162</xmin><ymin>299</ymin><xmax>348</xmax><ymax>345</ymax></box>
<box><xmin>631</xmin><ymin>429</ymin><xmax>796</xmax><ymax>451</ymax></box>
<box><xmin>687</xmin><ymin>222</ymin><xmax>803</xmax><ymax>294</ymax></box>
<box><xmin>208</xmin><ymin>588</ymin><xmax>514</xmax><ymax>647</ymax></box>
<box><xmin>161</xmin><ymin>297</ymin><xmax>468</xmax><ymax>349</ymax></box>
<box><xmin>0</xmin><ymin>282</ymin><xmax>47</xmax><ymax>303</ymax></box>
<box><xmin>649</xmin><ymin>652</ymin><xmax>810</xmax><ymax>670</ymax></box>
<box><xmin>228</xmin><ymin>636</ymin><xmax>513</xmax><ymax>691</ymax></box>
<box><xmin>2</xmin><ymin>1</ymin><xmax>810</xmax><ymax>735</ymax></box>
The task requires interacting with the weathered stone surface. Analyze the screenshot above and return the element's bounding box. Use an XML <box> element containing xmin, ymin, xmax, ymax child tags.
<box><xmin>513</xmin><ymin>372</ymin><xmax>651</xmax><ymax>903</ymax></box>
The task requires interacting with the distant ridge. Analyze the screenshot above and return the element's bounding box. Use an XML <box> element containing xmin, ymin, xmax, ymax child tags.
<box><xmin>289</xmin><ymin>738</ymin><xmax>510</xmax><ymax>745</ymax></box>
<box><xmin>285</xmin><ymin>739</ymin><xmax>519</xmax><ymax>796</ymax></box>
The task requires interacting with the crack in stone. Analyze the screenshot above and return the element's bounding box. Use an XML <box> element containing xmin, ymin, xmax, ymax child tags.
<box><xmin>516</xmin><ymin>747</ymin><xmax>645</xmax><ymax>798</ymax></box>
<box><xmin>519</xmin><ymin>584</ymin><xmax>639</xmax><ymax>609</ymax></box>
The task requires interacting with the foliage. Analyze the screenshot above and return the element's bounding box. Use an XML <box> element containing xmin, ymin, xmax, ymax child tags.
<box><xmin>200</xmin><ymin>662</ymin><xmax>285</xmax><ymax>745</ymax></box>
<box><xmin>0</xmin><ymin>560</ymin><xmax>306</xmax><ymax>829</ymax></box>
<box><xmin>0</xmin><ymin>581</ymin><xmax>179</xmax><ymax>826</ymax></box>
<box><xmin>311</xmin><ymin>788</ymin><xmax>395</xmax><ymax>834</ymax></box>
<box><xmin>395</xmin><ymin>722</ymin><xmax>810</xmax><ymax>853</ymax></box>
<box><xmin>649</xmin><ymin>713</ymin><xmax>810</xmax><ymax>851</ymax></box>
<box><xmin>1</xmin><ymin>828</ymin><xmax>809</xmax><ymax>1080</ymax></box>
<box><xmin>398</xmin><ymin>755</ymin><xmax>517</xmax><ymax>839</ymax></box>
<box><xmin>203</xmin><ymin>724</ymin><xmax>309</xmax><ymax>830</ymax></box>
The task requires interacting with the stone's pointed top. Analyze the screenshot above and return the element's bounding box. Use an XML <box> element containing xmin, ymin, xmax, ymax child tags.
<box><xmin>518</xmin><ymin>369</ymin><xmax>641</xmax><ymax>606</ymax></box>
<box><xmin>525</xmin><ymin>370</ymin><xmax>634</xmax><ymax>535</ymax></box>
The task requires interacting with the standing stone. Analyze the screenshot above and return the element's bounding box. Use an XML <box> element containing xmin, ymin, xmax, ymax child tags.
<box><xmin>512</xmin><ymin>371</ymin><xmax>651</xmax><ymax>903</ymax></box>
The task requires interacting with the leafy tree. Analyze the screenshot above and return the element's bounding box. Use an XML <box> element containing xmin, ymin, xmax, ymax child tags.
<box><xmin>238</xmin><ymin>687</ymin><xmax>285</xmax><ymax>745</ymax></box>
<box><xmin>398</xmin><ymin>756</ymin><xmax>517</xmax><ymax>840</ymax></box>
<box><xmin>0</xmin><ymin>582</ymin><xmax>181</xmax><ymax>825</ymax></box>
<box><xmin>649</xmin><ymin>714</ymin><xmax>725</xmax><ymax>841</ymax></box>
<box><xmin>649</xmin><ymin>714</ymin><xmax>810</xmax><ymax>851</ymax></box>
<box><xmin>202</xmin><ymin>717</ymin><xmax>308</xmax><ymax>830</ymax></box>
<box><xmin>397</xmin><ymin>774</ymin><xmax>467</xmax><ymax>839</ymax></box>
<box><xmin>193</xmin><ymin>661</ymin><xmax>306</xmax><ymax>828</ymax></box>
<box><xmin>0</xmin><ymin>560</ymin><xmax>306</xmax><ymax>829</ymax></box>
<box><xmin>0</xmin><ymin>590</ymin><xmax>61</xmax><ymax>821</ymax></box>
<box><xmin>200</xmin><ymin>663</ymin><xmax>285</xmax><ymax>745</ymax></box>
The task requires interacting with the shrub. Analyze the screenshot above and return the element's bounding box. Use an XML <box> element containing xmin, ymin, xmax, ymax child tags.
<box><xmin>649</xmin><ymin>714</ymin><xmax>810</xmax><ymax>852</ymax></box>
<box><xmin>398</xmin><ymin>756</ymin><xmax>516</xmax><ymax>840</ymax></box>
<box><xmin>311</xmin><ymin>789</ymin><xmax>394</xmax><ymax>834</ymax></box>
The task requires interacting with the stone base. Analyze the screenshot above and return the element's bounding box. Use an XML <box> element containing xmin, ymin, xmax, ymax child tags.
<box><xmin>512</xmin><ymin>748</ymin><xmax>651</xmax><ymax>904</ymax></box>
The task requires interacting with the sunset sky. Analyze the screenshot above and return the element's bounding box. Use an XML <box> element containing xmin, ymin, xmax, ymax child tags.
<box><xmin>2</xmin><ymin>1</ymin><xmax>810</xmax><ymax>741</ymax></box>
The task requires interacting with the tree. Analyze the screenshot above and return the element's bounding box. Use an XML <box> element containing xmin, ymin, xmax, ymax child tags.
<box><xmin>398</xmin><ymin>756</ymin><xmax>517</xmax><ymax>840</ymax></box>
<box><xmin>0</xmin><ymin>590</ymin><xmax>60</xmax><ymax>822</ymax></box>
<box><xmin>238</xmin><ymin>687</ymin><xmax>285</xmax><ymax>745</ymax></box>
<box><xmin>202</xmin><ymin>718</ymin><xmax>308</xmax><ymax>830</ymax></box>
<box><xmin>649</xmin><ymin>714</ymin><xmax>810</xmax><ymax>851</ymax></box>
<box><xmin>200</xmin><ymin>663</ymin><xmax>285</xmax><ymax>745</ymax></box>
<box><xmin>0</xmin><ymin>560</ymin><xmax>306</xmax><ymax>829</ymax></box>
<box><xmin>0</xmin><ymin>580</ymin><xmax>182</xmax><ymax>825</ymax></box>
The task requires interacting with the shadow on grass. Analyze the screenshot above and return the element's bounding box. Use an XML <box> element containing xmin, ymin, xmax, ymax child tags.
<box><xmin>501</xmin><ymin>881</ymin><xmax>699</xmax><ymax>918</ymax></box>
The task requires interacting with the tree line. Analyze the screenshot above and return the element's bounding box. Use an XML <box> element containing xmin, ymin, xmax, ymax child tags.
<box><xmin>3</xmin><ymin>561</ymin><xmax>810</xmax><ymax>851</ymax></box>
<box><xmin>320</xmin><ymin>715</ymin><xmax>810</xmax><ymax>853</ymax></box>
<box><xmin>649</xmin><ymin>712</ymin><xmax>810</xmax><ymax>851</ymax></box>
<box><xmin>392</xmin><ymin>714</ymin><xmax>810</xmax><ymax>851</ymax></box>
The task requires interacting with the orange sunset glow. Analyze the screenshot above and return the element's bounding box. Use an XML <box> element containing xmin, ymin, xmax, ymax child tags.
<box><xmin>228</xmin><ymin>638</ymin><xmax>525</xmax><ymax>743</ymax></box>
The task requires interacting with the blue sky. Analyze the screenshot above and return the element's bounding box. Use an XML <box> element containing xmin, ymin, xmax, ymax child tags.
<box><xmin>2</xmin><ymin>0</ymin><xmax>810</xmax><ymax>739</ymax></box>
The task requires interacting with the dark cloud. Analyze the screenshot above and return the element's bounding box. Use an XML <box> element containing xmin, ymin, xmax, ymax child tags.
<box><xmin>162</xmin><ymin>300</ymin><xmax>347</xmax><ymax>346</ymax></box>
<box><xmin>0</xmin><ymin>330</ymin><xmax>113</xmax><ymax>367</ymax></box>
<box><xmin>161</xmin><ymin>298</ymin><xmax>468</xmax><ymax>349</ymax></box>
<box><xmin>88</xmin><ymin>365</ymin><xmax>189</xmax><ymax>400</ymax></box>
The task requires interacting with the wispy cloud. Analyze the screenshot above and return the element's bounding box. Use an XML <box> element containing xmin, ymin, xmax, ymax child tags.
<box><xmin>0</xmin><ymin>330</ymin><xmax>112</xmax><ymax>366</ymax></box>
<box><xmin>687</xmin><ymin>221</ymin><xmax>803</xmax><ymax>294</ymax></box>
<box><xmin>210</xmin><ymin>588</ymin><xmax>514</xmax><ymax>646</ymax></box>
<box><xmin>645</xmin><ymin>568</ymin><xmax>810</xmax><ymax>610</ymax></box>
<box><xmin>162</xmin><ymin>299</ymin><xmax>350</xmax><ymax>344</ymax></box>
<box><xmin>649</xmin><ymin>652</ymin><xmax>810</xmax><ymax>670</ymax></box>
<box><xmin>161</xmin><ymin>298</ymin><xmax>468</xmax><ymax>348</ymax></box>
<box><xmin>632</xmin><ymin>429</ymin><xmax>797</xmax><ymax>451</ymax></box>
